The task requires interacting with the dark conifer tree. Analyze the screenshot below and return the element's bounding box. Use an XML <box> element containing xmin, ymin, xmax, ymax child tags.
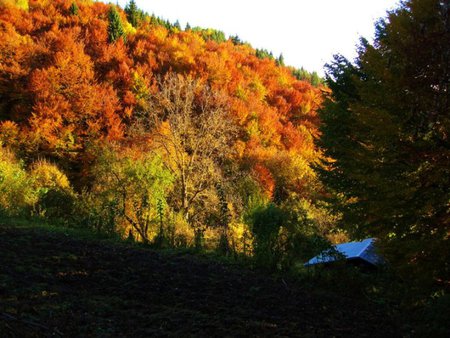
<box><xmin>108</xmin><ymin>5</ymin><xmax>125</xmax><ymax>43</ymax></box>
<box><xmin>69</xmin><ymin>2</ymin><xmax>78</xmax><ymax>16</ymax></box>
<box><xmin>124</xmin><ymin>0</ymin><xmax>139</xmax><ymax>27</ymax></box>
<box><xmin>276</xmin><ymin>53</ymin><xmax>285</xmax><ymax>66</ymax></box>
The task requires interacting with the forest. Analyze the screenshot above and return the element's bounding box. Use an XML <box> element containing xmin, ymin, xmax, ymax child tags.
<box><xmin>0</xmin><ymin>0</ymin><xmax>448</xmax><ymax>335</ymax></box>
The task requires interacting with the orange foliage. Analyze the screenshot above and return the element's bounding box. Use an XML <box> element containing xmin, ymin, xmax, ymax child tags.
<box><xmin>0</xmin><ymin>0</ymin><xmax>326</xmax><ymax>196</ymax></box>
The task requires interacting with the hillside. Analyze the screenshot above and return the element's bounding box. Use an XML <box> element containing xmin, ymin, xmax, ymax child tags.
<box><xmin>0</xmin><ymin>223</ymin><xmax>398</xmax><ymax>337</ymax></box>
<box><xmin>0</xmin><ymin>0</ymin><xmax>336</xmax><ymax>261</ymax></box>
<box><xmin>1</xmin><ymin>0</ymin><xmax>448</xmax><ymax>334</ymax></box>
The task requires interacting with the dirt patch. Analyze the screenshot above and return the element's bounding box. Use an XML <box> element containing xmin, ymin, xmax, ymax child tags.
<box><xmin>0</xmin><ymin>225</ymin><xmax>398</xmax><ymax>337</ymax></box>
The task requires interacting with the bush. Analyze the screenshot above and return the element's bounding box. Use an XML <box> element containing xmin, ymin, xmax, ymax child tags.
<box><xmin>246</xmin><ymin>203</ymin><xmax>285</xmax><ymax>268</ymax></box>
<box><xmin>244</xmin><ymin>195</ymin><xmax>337</xmax><ymax>271</ymax></box>
<box><xmin>0</xmin><ymin>145</ymin><xmax>35</xmax><ymax>215</ymax></box>
<box><xmin>29</xmin><ymin>159</ymin><xmax>75</xmax><ymax>222</ymax></box>
<box><xmin>73</xmin><ymin>189</ymin><xmax>120</xmax><ymax>235</ymax></box>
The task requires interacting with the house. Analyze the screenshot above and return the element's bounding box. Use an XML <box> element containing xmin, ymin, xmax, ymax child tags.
<box><xmin>304</xmin><ymin>238</ymin><xmax>383</xmax><ymax>268</ymax></box>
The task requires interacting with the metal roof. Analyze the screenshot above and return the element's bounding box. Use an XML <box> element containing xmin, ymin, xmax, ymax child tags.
<box><xmin>304</xmin><ymin>238</ymin><xmax>382</xmax><ymax>267</ymax></box>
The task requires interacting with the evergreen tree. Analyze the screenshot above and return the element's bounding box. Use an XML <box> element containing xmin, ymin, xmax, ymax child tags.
<box><xmin>108</xmin><ymin>5</ymin><xmax>125</xmax><ymax>43</ymax></box>
<box><xmin>230</xmin><ymin>35</ymin><xmax>243</xmax><ymax>45</ymax></box>
<box><xmin>69</xmin><ymin>2</ymin><xmax>78</xmax><ymax>16</ymax></box>
<box><xmin>124</xmin><ymin>0</ymin><xmax>140</xmax><ymax>27</ymax></box>
<box><xmin>318</xmin><ymin>0</ymin><xmax>450</xmax><ymax>285</ymax></box>
<box><xmin>255</xmin><ymin>48</ymin><xmax>274</xmax><ymax>60</ymax></box>
<box><xmin>276</xmin><ymin>53</ymin><xmax>285</xmax><ymax>67</ymax></box>
<box><xmin>292</xmin><ymin>67</ymin><xmax>323</xmax><ymax>86</ymax></box>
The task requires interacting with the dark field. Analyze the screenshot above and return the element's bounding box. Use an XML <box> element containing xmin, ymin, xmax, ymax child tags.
<box><xmin>0</xmin><ymin>224</ymin><xmax>398</xmax><ymax>337</ymax></box>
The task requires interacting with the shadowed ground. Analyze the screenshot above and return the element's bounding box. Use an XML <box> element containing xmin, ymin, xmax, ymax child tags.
<box><xmin>0</xmin><ymin>224</ymin><xmax>398</xmax><ymax>337</ymax></box>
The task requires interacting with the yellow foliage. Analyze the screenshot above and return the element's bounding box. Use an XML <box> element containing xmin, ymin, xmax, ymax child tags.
<box><xmin>234</xmin><ymin>140</ymin><xmax>246</xmax><ymax>158</ymax></box>
<box><xmin>0</xmin><ymin>121</ymin><xmax>20</xmax><ymax>146</ymax></box>
<box><xmin>0</xmin><ymin>145</ymin><xmax>35</xmax><ymax>213</ymax></box>
<box><xmin>228</xmin><ymin>222</ymin><xmax>254</xmax><ymax>255</ymax></box>
<box><xmin>249</xmin><ymin>77</ymin><xmax>267</xmax><ymax>101</ymax></box>
<box><xmin>235</xmin><ymin>85</ymin><xmax>248</xmax><ymax>101</ymax></box>
<box><xmin>0</xmin><ymin>0</ymin><xmax>28</xmax><ymax>10</ymax></box>
<box><xmin>132</xmin><ymin>71</ymin><xmax>150</xmax><ymax>108</ymax></box>
<box><xmin>153</xmin><ymin>26</ymin><xmax>168</xmax><ymax>43</ymax></box>
<box><xmin>123</xmin><ymin>21</ymin><xmax>136</xmax><ymax>36</ymax></box>
<box><xmin>29</xmin><ymin>159</ymin><xmax>71</xmax><ymax>191</ymax></box>
<box><xmin>203</xmin><ymin>227</ymin><xmax>220</xmax><ymax>250</ymax></box>
<box><xmin>170</xmin><ymin>212</ymin><xmax>195</xmax><ymax>247</ymax></box>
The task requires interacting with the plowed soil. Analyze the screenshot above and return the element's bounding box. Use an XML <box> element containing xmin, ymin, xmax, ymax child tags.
<box><xmin>0</xmin><ymin>224</ymin><xmax>398</xmax><ymax>337</ymax></box>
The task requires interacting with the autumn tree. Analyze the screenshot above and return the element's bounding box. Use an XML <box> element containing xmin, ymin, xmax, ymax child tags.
<box><xmin>27</xmin><ymin>27</ymin><xmax>122</xmax><ymax>161</ymax></box>
<box><xmin>0</xmin><ymin>0</ymin><xmax>28</xmax><ymax>10</ymax></box>
<box><xmin>91</xmin><ymin>145</ymin><xmax>173</xmax><ymax>243</ymax></box>
<box><xmin>141</xmin><ymin>74</ymin><xmax>237</xmax><ymax>229</ymax></box>
<box><xmin>0</xmin><ymin>144</ymin><xmax>34</xmax><ymax>215</ymax></box>
<box><xmin>319</xmin><ymin>0</ymin><xmax>450</xmax><ymax>285</ymax></box>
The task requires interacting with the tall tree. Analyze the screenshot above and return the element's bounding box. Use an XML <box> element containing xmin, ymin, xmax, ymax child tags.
<box><xmin>108</xmin><ymin>5</ymin><xmax>125</xmax><ymax>43</ymax></box>
<box><xmin>276</xmin><ymin>53</ymin><xmax>285</xmax><ymax>67</ymax></box>
<box><xmin>140</xmin><ymin>74</ymin><xmax>237</xmax><ymax>228</ymax></box>
<box><xmin>319</xmin><ymin>0</ymin><xmax>450</xmax><ymax>285</ymax></box>
<box><xmin>124</xmin><ymin>0</ymin><xmax>142</xmax><ymax>28</ymax></box>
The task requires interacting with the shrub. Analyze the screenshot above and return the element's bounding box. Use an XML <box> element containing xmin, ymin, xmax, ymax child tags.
<box><xmin>29</xmin><ymin>159</ymin><xmax>75</xmax><ymax>222</ymax></box>
<box><xmin>73</xmin><ymin>189</ymin><xmax>120</xmax><ymax>235</ymax></box>
<box><xmin>246</xmin><ymin>202</ymin><xmax>285</xmax><ymax>268</ymax></box>
<box><xmin>0</xmin><ymin>145</ymin><xmax>35</xmax><ymax>215</ymax></box>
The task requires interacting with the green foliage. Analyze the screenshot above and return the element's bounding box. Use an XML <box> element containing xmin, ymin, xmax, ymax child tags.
<box><xmin>124</xmin><ymin>0</ymin><xmax>145</xmax><ymax>28</ymax></box>
<box><xmin>292</xmin><ymin>67</ymin><xmax>323</xmax><ymax>86</ymax></box>
<box><xmin>108</xmin><ymin>5</ymin><xmax>125</xmax><ymax>43</ymax></box>
<box><xmin>73</xmin><ymin>189</ymin><xmax>120</xmax><ymax>235</ymax></box>
<box><xmin>173</xmin><ymin>20</ymin><xmax>181</xmax><ymax>30</ymax></box>
<box><xmin>0</xmin><ymin>145</ymin><xmax>34</xmax><ymax>215</ymax></box>
<box><xmin>318</xmin><ymin>0</ymin><xmax>450</xmax><ymax>288</ymax></box>
<box><xmin>279</xmin><ymin>199</ymin><xmax>337</xmax><ymax>270</ymax></box>
<box><xmin>255</xmin><ymin>48</ymin><xmax>274</xmax><ymax>60</ymax></box>
<box><xmin>0</xmin><ymin>147</ymin><xmax>76</xmax><ymax>221</ymax></box>
<box><xmin>69</xmin><ymin>2</ymin><xmax>78</xmax><ymax>16</ymax></box>
<box><xmin>229</xmin><ymin>35</ymin><xmax>243</xmax><ymax>45</ymax></box>
<box><xmin>150</xmin><ymin>15</ymin><xmax>176</xmax><ymax>31</ymax></box>
<box><xmin>191</xmin><ymin>27</ymin><xmax>226</xmax><ymax>43</ymax></box>
<box><xmin>246</xmin><ymin>202</ymin><xmax>285</xmax><ymax>268</ymax></box>
<box><xmin>153</xmin><ymin>198</ymin><xmax>166</xmax><ymax>247</ymax></box>
<box><xmin>276</xmin><ymin>53</ymin><xmax>285</xmax><ymax>67</ymax></box>
<box><xmin>90</xmin><ymin>146</ymin><xmax>174</xmax><ymax>243</ymax></box>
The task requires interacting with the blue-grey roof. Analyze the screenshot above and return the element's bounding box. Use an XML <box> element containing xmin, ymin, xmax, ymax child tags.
<box><xmin>304</xmin><ymin>238</ymin><xmax>382</xmax><ymax>266</ymax></box>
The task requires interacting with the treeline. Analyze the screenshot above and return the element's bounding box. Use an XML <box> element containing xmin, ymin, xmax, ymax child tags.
<box><xmin>0</xmin><ymin>0</ymin><xmax>334</xmax><ymax>269</ymax></box>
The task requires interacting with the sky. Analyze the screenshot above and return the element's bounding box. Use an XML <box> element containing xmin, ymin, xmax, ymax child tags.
<box><xmin>116</xmin><ymin>0</ymin><xmax>400</xmax><ymax>75</ymax></box>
